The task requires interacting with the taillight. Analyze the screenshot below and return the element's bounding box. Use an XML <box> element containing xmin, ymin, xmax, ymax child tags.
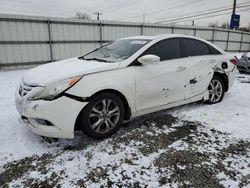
<box><xmin>230</xmin><ymin>59</ymin><xmax>237</xmax><ymax>65</ymax></box>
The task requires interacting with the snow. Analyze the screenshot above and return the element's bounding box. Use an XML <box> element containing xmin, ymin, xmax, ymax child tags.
<box><xmin>244</xmin><ymin>52</ymin><xmax>250</xmax><ymax>58</ymax></box>
<box><xmin>0</xmin><ymin>69</ymin><xmax>250</xmax><ymax>187</ymax></box>
<box><xmin>22</xmin><ymin>58</ymin><xmax>118</xmax><ymax>86</ymax></box>
<box><xmin>0</xmin><ymin>70</ymin><xmax>54</xmax><ymax>166</ymax></box>
<box><xmin>171</xmin><ymin>74</ymin><xmax>250</xmax><ymax>140</ymax></box>
<box><xmin>1</xmin><ymin>69</ymin><xmax>250</xmax><ymax>157</ymax></box>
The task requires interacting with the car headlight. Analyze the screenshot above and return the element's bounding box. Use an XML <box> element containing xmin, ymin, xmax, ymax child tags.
<box><xmin>29</xmin><ymin>76</ymin><xmax>82</xmax><ymax>101</ymax></box>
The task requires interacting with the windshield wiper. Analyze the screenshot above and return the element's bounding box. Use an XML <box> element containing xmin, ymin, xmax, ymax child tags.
<box><xmin>83</xmin><ymin>57</ymin><xmax>109</xmax><ymax>62</ymax></box>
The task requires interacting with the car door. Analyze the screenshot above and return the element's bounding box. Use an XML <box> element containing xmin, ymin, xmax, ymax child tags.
<box><xmin>181</xmin><ymin>38</ymin><xmax>221</xmax><ymax>99</ymax></box>
<box><xmin>134</xmin><ymin>38</ymin><xmax>189</xmax><ymax>112</ymax></box>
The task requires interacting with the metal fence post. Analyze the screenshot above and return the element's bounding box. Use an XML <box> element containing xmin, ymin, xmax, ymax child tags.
<box><xmin>194</xmin><ymin>28</ymin><xmax>196</xmax><ymax>36</ymax></box>
<box><xmin>140</xmin><ymin>24</ymin><xmax>143</xmax><ymax>35</ymax></box>
<box><xmin>225</xmin><ymin>30</ymin><xmax>230</xmax><ymax>51</ymax></box>
<box><xmin>99</xmin><ymin>22</ymin><xmax>103</xmax><ymax>47</ymax></box>
<box><xmin>172</xmin><ymin>26</ymin><xmax>174</xmax><ymax>34</ymax></box>
<box><xmin>47</xmin><ymin>19</ymin><xmax>53</xmax><ymax>62</ymax></box>
<box><xmin>211</xmin><ymin>28</ymin><xmax>215</xmax><ymax>44</ymax></box>
<box><xmin>239</xmin><ymin>33</ymin><xmax>244</xmax><ymax>53</ymax></box>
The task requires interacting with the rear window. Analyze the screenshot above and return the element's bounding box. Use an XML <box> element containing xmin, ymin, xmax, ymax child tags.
<box><xmin>208</xmin><ymin>45</ymin><xmax>221</xmax><ymax>55</ymax></box>
<box><xmin>183</xmin><ymin>38</ymin><xmax>210</xmax><ymax>56</ymax></box>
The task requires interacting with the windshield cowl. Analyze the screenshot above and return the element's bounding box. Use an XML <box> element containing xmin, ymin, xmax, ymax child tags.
<box><xmin>81</xmin><ymin>57</ymin><xmax>111</xmax><ymax>63</ymax></box>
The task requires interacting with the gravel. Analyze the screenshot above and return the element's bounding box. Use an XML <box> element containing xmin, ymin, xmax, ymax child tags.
<box><xmin>1</xmin><ymin>112</ymin><xmax>249</xmax><ymax>187</ymax></box>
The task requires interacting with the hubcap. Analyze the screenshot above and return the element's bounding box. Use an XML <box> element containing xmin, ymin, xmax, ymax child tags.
<box><xmin>208</xmin><ymin>80</ymin><xmax>223</xmax><ymax>103</ymax></box>
<box><xmin>89</xmin><ymin>99</ymin><xmax>120</xmax><ymax>133</ymax></box>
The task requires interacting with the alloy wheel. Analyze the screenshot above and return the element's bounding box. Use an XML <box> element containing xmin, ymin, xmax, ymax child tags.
<box><xmin>208</xmin><ymin>79</ymin><xmax>223</xmax><ymax>103</ymax></box>
<box><xmin>88</xmin><ymin>99</ymin><xmax>120</xmax><ymax>133</ymax></box>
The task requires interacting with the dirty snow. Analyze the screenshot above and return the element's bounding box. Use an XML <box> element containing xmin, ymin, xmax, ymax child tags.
<box><xmin>172</xmin><ymin>74</ymin><xmax>250</xmax><ymax>140</ymax></box>
<box><xmin>0</xmin><ymin>69</ymin><xmax>250</xmax><ymax>187</ymax></box>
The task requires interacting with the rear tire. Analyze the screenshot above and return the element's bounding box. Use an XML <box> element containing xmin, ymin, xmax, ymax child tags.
<box><xmin>79</xmin><ymin>93</ymin><xmax>125</xmax><ymax>139</ymax></box>
<box><xmin>205</xmin><ymin>76</ymin><xmax>225</xmax><ymax>104</ymax></box>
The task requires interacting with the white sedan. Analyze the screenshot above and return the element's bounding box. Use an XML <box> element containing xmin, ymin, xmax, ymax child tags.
<box><xmin>15</xmin><ymin>34</ymin><xmax>237</xmax><ymax>139</ymax></box>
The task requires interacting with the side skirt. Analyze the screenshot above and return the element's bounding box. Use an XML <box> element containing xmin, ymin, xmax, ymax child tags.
<box><xmin>131</xmin><ymin>91</ymin><xmax>208</xmax><ymax>118</ymax></box>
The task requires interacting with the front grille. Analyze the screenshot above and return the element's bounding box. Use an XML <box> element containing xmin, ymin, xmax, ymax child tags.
<box><xmin>19</xmin><ymin>83</ymin><xmax>35</xmax><ymax>97</ymax></box>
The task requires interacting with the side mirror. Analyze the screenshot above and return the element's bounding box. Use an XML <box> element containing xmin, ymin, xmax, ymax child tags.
<box><xmin>138</xmin><ymin>54</ymin><xmax>160</xmax><ymax>65</ymax></box>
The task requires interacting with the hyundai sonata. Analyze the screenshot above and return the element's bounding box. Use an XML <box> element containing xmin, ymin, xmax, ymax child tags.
<box><xmin>15</xmin><ymin>34</ymin><xmax>237</xmax><ymax>139</ymax></box>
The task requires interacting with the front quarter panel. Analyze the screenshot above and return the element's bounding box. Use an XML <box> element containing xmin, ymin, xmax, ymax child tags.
<box><xmin>66</xmin><ymin>67</ymin><xmax>136</xmax><ymax>115</ymax></box>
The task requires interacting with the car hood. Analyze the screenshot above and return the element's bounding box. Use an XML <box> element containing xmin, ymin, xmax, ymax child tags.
<box><xmin>22</xmin><ymin>57</ymin><xmax>119</xmax><ymax>86</ymax></box>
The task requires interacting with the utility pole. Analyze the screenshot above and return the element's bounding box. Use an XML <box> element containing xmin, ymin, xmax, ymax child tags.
<box><xmin>232</xmin><ymin>0</ymin><xmax>236</xmax><ymax>15</ymax></box>
<box><xmin>230</xmin><ymin>0</ymin><xmax>238</xmax><ymax>30</ymax></box>
<box><xmin>94</xmin><ymin>12</ymin><xmax>102</xmax><ymax>20</ymax></box>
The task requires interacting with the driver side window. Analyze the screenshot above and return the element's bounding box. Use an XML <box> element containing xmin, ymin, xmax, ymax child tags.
<box><xmin>143</xmin><ymin>38</ymin><xmax>181</xmax><ymax>61</ymax></box>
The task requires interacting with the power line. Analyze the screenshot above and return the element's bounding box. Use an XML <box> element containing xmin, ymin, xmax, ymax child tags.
<box><xmin>154</xmin><ymin>4</ymin><xmax>250</xmax><ymax>24</ymax></box>
<box><xmin>154</xmin><ymin>1</ymin><xmax>250</xmax><ymax>22</ymax></box>
<box><xmin>175</xmin><ymin>8</ymin><xmax>250</xmax><ymax>25</ymax></box>
<box><xmin>164</xmin><ymin>7</ymin><xmax>250</xmax><ymax>24</ymax></box>
<box><xmin>120</xmin><ymin>0</ymin><xmax>205</xmax><ymax>20</ymax></box>
<box><xmin>0</xmin><ymin>0</ymin><xmax>142</xmax><ymax>16</ymax></box>
<box><xmin>117</xmin><ymin>1</ymin><xmax>250</xmax><ymax>22</ymax></box>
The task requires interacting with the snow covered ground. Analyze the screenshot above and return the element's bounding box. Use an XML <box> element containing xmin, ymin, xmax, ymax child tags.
<box><xmin>0</xmin><ymin>69</ymin><xmax>250</xmax><ymax>187</ymax></box>
<box><xmin>172</xmin><ymin>74</ymin><xmax>250</xmax><ymax>140</ymax></box>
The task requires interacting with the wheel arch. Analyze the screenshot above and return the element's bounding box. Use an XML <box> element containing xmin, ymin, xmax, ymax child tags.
<box><xmin>74</xmin><ymin>89</ymin><xmax>131</xmax><ymax>131</ymax></box>
<box><xmin>213</xmin><ymin>72</ymin><xmax>229</xmax><ymax>92</ymax></box>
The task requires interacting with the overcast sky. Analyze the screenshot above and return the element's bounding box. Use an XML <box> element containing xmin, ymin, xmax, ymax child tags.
<box><xmin>0</xmin><ymin>0</ymin><xmax>249</xmax><ymax>27</ymax></box>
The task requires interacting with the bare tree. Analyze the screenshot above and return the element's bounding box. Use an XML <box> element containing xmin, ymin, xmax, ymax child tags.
<box><xmin>239</xmin><ymin>26</ymin><xmax>250</xmax><ymax>32</ymax></box>
<box><xmin>208</xmin><ymin>22</ymin><xmax>219</xmax><ymax>28</ymax></box>
<box><xmin>220</xmin><ymin>22</ymin><xmax>229</xmax><ymax>29</ymax></box>
<box><xmin>75</xmin><ymin>12</ymin><xmax>91</xmax><ymax>20</ymax></box>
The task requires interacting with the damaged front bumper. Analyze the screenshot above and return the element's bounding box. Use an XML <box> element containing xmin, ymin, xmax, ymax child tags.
<box><xmin>15</xmin><ymin>91</ymin><xmax>88</xmax><ymax>138</ymax></box>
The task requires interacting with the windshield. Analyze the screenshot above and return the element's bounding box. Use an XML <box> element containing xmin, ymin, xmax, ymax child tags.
<box><xmin>81</xmin><ymin>39</ymin><xmax>151</xmax><ymax>63</ymax></box>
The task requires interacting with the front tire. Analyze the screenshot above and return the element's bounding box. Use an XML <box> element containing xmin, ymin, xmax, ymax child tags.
<box><xmin>79</xmin><ymin>93</ymin><xmax>125</xmax><ymax>139</ymax></box>
<box><xmin>206</xmin><ymin>76</ymin><xmax>225</xmax><ymax>104</ymax></box>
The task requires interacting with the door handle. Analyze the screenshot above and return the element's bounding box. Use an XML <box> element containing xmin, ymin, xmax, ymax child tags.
<box><xmin>176</xmin><ymin>66</ymin><xmax>186</xmax><ymax>72</ymax></box>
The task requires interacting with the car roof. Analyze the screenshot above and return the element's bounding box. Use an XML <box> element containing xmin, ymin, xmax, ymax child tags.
<box><xmin>120</xmin><ymin>34</ymin><xmax>226</xmax><ymax>54</ymax></box>
<box><xmin>120</xmin><ymin>35</ymin><xmax>159</xmax><ymax>40</ymax></box>
<box><xmin>121</xmin><ymin>34</ymin><xmax>194</xmax><ymax>41</ymax></box>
